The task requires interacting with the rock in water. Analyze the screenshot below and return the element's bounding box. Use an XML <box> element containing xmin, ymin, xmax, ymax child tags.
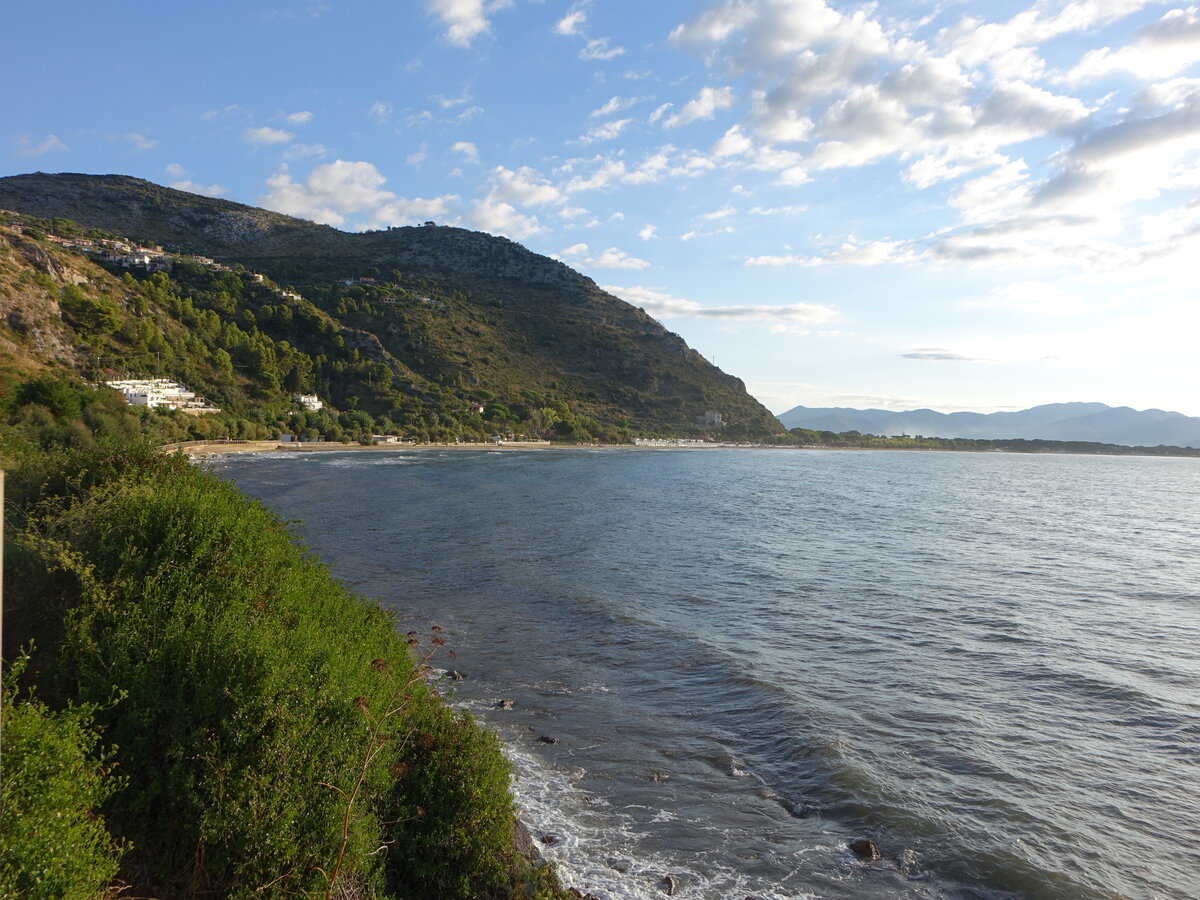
<box><xmin>449</xmin><ymin>669</ymin><xmax>465</xmax><ymax>681</ymax></box>
<box><xmin>849</xmin><ymin>838</ymin><xmax>881</xmax><ymax>861</ymax></box>
<box><xmin>512</xmin><ymin>819</ymin><xmax>540</xmax><ymax>860</ymax></box>
<box><xmin>661</xmin><ymin>874</ymin><xmax>679</xmax><ymax>895</ymax></box>
<box><xmin>495</xmin><ymin>698</ymin><xmax>515</xmax><ymax>710</ymax></box>
<box><xmin>537</xmin><ymin>735</ymin><xmax>559</xmax><ymax>744</ymax></box>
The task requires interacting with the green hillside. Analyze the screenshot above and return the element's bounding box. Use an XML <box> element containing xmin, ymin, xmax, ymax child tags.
<box><xmin>0</xmin><ymin>172</ymin><xmax>781</xmax><ymax>442</ymax></box>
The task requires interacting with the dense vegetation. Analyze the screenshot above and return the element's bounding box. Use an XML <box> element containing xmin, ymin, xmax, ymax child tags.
<box><xmin>0</xmin><ymin>173</ymin><xmax>782</xmax><ymax>440</ymax></box>
<box><xmin>1</xmin><ymin>439</ymin><xmax>565</xmax><ymax>899</ymax></box>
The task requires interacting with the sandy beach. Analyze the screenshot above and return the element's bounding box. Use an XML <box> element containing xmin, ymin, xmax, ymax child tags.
<box><xmin>168</xmin><ymin>439</ymin><xmax>562</xmax><ymax>458</ymax></box>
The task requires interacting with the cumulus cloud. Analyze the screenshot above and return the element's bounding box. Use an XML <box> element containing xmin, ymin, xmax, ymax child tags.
<box><xmin>664</xmin><ymin>86</ymin><xmax>735</xmax><ymax>128</ymax></box>
<box><xmin>603</xmin><ymin>285</ymin><xmax>837</xmax><ymax>325</ymax></box>
<box><xmin>639</xmin><ymin>224</ymin><xmax>658</xmax><ymax>239</ymax></box>
<box><xmin>468</xmin><ymin>195</ymin><xmax>543</xmax><ymax>239</ymax></box>
<box><xmin>662</xmin><ymin>0</ymin><xmax>1200</xmax><ymax>272</ymax></box>
<box><xmin>426</xmin><ymin>0</ymin><xmax>512</xmax><ymax>47</ymax></box>
<box><xmin>243</xmin><ymin>126</ymin><xmax>293</xmax><ymax>145</ymax></box>
<box><xmin>285</xmin><ymin>110</ymin><xmax>314</xmax><ymax>125</ymax></box>
<box><xmin>487</xmin><ymin>165</ymin><xmax>563</xmax><ymax>206</ymax></box>
<box><xmin>557</xmin><ymin>243</ymin><xmax>650</xmax><ymax>269</ymax></box>
<box><xmin>260</xmin><ymin>160</ymin><xmax>459</xmax><ymax>230</ymax></box>
<box><xmin>1072</xmin><ymin>7</ymin><xmax>1200</xmax><ymax>81</ymax></box>
<box><xmin>14</xmin><ymin>133</ymin><xmax>68</xmax><ymax>156</ymax></box>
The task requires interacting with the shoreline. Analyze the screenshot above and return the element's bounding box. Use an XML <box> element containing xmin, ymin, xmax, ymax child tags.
<box><xmin>169</xmin><ymin>438</ymin><xmax>1200</xmax><ymax>461</ymax></box>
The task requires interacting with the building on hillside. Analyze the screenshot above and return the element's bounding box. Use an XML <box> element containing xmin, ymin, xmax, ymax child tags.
<box><xmin>105</xmin><ymin>379</ymin><xmax>219</xmax><ymax>413</ymax></box>
<box><xmin>696</xmin><ymin>410</ymin><xmax>724</xmax><ymax>428</ymax></box>
<box><xmin>295</xmin><ymin>393</ymin><xmax>324</xmax><ymax>411</ymax></box>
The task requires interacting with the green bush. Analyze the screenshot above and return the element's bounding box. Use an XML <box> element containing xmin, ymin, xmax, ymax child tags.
<box><xmin>6</xmin><ymin>443</ymin><xmax>525</xmax><ymax>898</ymax></box>
<box><xmin>0</xmin><ymin>659</ymin><xmax>126</xmax><ymax>900</ymax></box>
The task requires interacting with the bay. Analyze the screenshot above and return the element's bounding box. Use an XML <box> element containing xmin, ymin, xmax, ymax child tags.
<box><xmin>215</xmin><ymin>447</ymin><xmax>1200</xmax><ymax>900</ymax></box>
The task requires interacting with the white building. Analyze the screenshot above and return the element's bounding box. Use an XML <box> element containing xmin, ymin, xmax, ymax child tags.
<box><xmin>105</xmin><ymin>379</ymin><xmax>219</xmax><ymax>413</ymax></box>
<box><xmin>295</xmin><ymin>394</ymin><xmax>324</xmax><ymax>411</ymax></box>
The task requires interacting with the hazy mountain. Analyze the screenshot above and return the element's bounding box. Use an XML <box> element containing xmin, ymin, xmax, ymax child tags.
<box><xmin>778</xmin><ymin>403</ymin><xmax>1200</xmax><ymax>448</ymax></box>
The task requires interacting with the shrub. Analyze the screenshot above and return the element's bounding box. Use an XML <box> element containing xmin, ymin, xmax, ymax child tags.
<box><xmin>0</xmin><ymin>659</ymin><xmax>126</xmax><ymax>899</ymax></box>
<box><xmin>6</xmin><ymin>443</ymin><xmax>525</xmax><ymax>899</ymax></box>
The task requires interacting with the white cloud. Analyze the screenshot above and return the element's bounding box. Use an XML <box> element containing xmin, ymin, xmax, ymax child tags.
<box><xmin>426</xmin><ymin>0</ymin><xmax>512</xmax><ymax>47</ymax></box>
<box><xmin>712</xmin><ymin>125</ymin><xmax>754</xmax><ymax>157</ymax></box>
<box><xmin>603</xmin><ymin>284</ymin><xmax>837</xmax><ymax>324</ymax></box>
<box><xmin>555</xmin><ymin>8</ymin><xmax>587</xmax><ymax>36</ymax></box>
<box><xmin>1071</xmin><ymin>7</ymin><xmax>1200</xmax><ymax>82</ymax></box>
<box><xmin>171</xmin><ymin>179</ymin><xmax>228</xmax><ymax>198</ymax></box>
<box><xmin>638</xmin><ymin>224</ymin><xmax>658</xmax><ymax>239</ymax></box>
<box><xmin>406</xmin><ymin>144</ymin><xmax>429</xmax><ymax>166</ymax></box>
<box><xmin>451</xmin><ymin>140</ymin><xmax>481</xmax><ymax>163</ymax></box>
<box><xmin>370</xmin><ymin>101</ymin><xmax>394</xmax><ymax>123</ymax></box>
<box><xmin>746</xmin><ymin>239</ymin><xmax>915</xmax><ymax>267</ymax></box>
<box><xmin>558</xmin><ymin>243</ymin><xmax>651</xmax><ymax>269</ymax></box>
<box><xmin>648</xmin><ymin>103</ymin><xmax>674</xmax><ymax>124</ymax></box>
<box><xmin>14</xmin><ymin>133</ymin><xmax>68</xmax><ymax>157</ymax></box>
<box><xmin>748</xmin><ymin>204</ymin><xmax>806</xmax><ymax>215</ymax></box>
<box><xmin>285</xmin><ymin>110</ymin><xmax>314</xmax><ymax>125</ymax></box>
<box><xmin>284</xmin><ymin>143</ymin><xmax>328</xmax><ymax>159</ymax></box>
<box><xmin>469</xmin><ymin>195</ymin><xmax>543</xmax><ymax>238</ymax></box>
<box><xmin>578</xmin><ymin>118</ymin><xmax>632</xmax><ymax>144</ymax></box>
<box><xmin>260</xmin><ymin>160</ymin><xmax>459</xmax><ymax>230</ymax></box>
<box><xmin>590</xmin><ymin>95</ymin><xmax>636</xmax><ymax>117</ymax></box>
<box><xmin>118</xmin><ymin>132</ymin><xmax>156</xmax><ymax>150</ymax></box>
<box><xmin>580</xmin><ymin>37</ymin><xmax>625</xmax><ymax>61</ymax></box>
<box><xmin>488</xmin><ymin>165</ymin><xmax>563</xmax><ymax>205</ymax></box>
<box><xmin>243</xmin><ymin>126</ymin><xmax>293</xmax><ymax>145</ymax></box>
<box><xmin>664</xmin><ymin>86</ymin><xmax>735</xmax><ymax>128</ymax></box>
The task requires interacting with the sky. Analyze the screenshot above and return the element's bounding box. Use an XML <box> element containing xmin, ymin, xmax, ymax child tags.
<box><xmin>4</xmin><ymin>1</ymin><xmax>1199</xmax><ymax>416</ymax></box>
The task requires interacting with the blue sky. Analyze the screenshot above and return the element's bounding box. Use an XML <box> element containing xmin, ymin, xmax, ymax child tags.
<box><xmin>5</xmin><ymin>1</ymin><xmax>1199</xmax><ymax>415</ymax></box>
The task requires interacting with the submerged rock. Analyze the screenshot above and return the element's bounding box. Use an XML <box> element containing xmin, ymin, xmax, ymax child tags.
<box><xmin>661</xmin><ymin>873</ymin><xmax>679</xmax><ymax>895</ymax></box>
<box><xmin>849</xmin><ymin>838</ymin><xmax>881</xmax><ymax>861</ymax></box>
<box><xmin>537</xmin><ymin>735</ymin><xmax>559</xmax><ymax>744</ymax></box>
<box><xmin>495</xmin><ymin>698</ymin><xmax>515</xmax><ymax>710</ymax></box>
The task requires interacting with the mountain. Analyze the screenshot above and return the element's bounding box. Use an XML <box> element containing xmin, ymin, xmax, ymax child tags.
<box><xmin>0</xmin><ymin>172</ymin><xmax>781</xmax><ymax>439</ymax></box>
<box><xmin>777</xmin><ymin>402</ymin><xmax>1200</xmax><ymax>448</ymax></box>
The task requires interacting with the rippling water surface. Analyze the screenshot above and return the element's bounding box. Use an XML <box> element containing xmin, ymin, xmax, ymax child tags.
<box><xmin>216</xmin><ymin>448</ymin><xmax>1200</xmax><ymax>900</ymax></box>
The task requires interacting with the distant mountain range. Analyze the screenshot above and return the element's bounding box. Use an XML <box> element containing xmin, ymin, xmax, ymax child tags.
<box><xmin>777</xmin><ymin>402</ymin><xmax>1200</xmax><ymax>448</ymax></box>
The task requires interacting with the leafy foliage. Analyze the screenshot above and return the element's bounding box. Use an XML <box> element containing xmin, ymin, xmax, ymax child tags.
<box><xmin>0</xmin><ymin>658</ymin><xmax>126</xmax><ymax>900</ymax></box>
<box><xmin>4</xmin><ymin>444</ymin><xmax>537</xmax><ymax>899</ymax></box>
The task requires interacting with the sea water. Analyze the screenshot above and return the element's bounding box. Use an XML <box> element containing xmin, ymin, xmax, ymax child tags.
<box><xmin>215</xmin><ymin>448</ymin><xmax>1200</xmax><ymax>899</ymax></box>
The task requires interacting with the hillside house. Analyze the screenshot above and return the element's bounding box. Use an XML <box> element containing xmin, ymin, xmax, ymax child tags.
<box><xmin>294</xmin><ymin>393</ymin><xmax>324</xmax><ymax>411</ymax></box>
<box><xmin>105</xmin><ymin>378</ymin><xmax>219</xmax><ymax>413</ymax></box>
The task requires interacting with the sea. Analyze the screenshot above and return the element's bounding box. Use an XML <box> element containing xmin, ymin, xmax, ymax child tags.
<box><xmin>213</xmin><ymin>447</ymin><xmax>1200</xmax><ymax>900</ymax></box>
